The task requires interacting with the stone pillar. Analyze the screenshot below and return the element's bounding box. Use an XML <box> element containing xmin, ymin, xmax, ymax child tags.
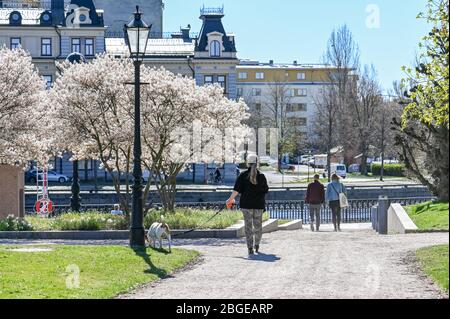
<box><xmin>0</xmin><ymin>165</ymin><xmax>25</xmax><ymax>219</ymax></box>
<box><xmin>377</xmin><ymin>196</ymin><xmax>390</xmax><ymax>235</ymax></box>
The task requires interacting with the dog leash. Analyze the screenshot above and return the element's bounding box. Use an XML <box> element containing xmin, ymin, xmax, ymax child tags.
<box><xmin>172</xmin><ymin>204</ymin><xmax>227</xmax><ymax>238</ymax></box>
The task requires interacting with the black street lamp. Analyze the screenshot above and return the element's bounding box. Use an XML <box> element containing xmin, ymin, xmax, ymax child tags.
<box><xmin>66</xmin><ymin>52</ymin><xmax>86</xmax><ymax>212</ymax></box>
<box><xmin>124</xmin><ymin>6</ymin><xmax>151</xmax><ymax>248</ymax></box>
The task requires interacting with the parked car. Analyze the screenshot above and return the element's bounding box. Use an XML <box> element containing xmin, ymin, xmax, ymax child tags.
<box><xmin>300</xmin><ymin>155</ymin><xmax>312</xmax><ymax>165</ymax></box>
<box><xmin>312</xmin><ymin>154</ymin><xmax>328</xmax><ymax>169</ymax></box>
<box><xmin>26</xmin><ymin>169</ymin><xmax>69</xmax><ymax>184</ymax></box>
<box><xmin>323</xmin><ymin>163</ymin><xmax>347</xmax><ymax>179</ymax></box>
<box><xmin>270</xmin><ymin>162</ymin><xmax>296</xmax><ymax>171</ymax></box>
<box><xmin>348</xmin><ymin>164</ymin><xmax>360</xmax><ymax>173</ymax></box>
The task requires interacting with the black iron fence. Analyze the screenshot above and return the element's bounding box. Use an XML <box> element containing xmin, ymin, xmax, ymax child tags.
<box><xmin>27</xmin><ymin>197</ymin><xmax>435</xmax><ymax>223</ymax></box>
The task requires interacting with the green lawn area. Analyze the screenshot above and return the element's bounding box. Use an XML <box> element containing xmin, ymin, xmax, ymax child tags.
<box><xmin>405</xmin><ymin>201</ymin><xmax>449</xmax><ymax>231</ymax></box>
<box><xmin>0</xmin><ymin>245</ymin><xmax>199</xmax><ymax>299</ymax></box>
<box><xmin>416</xmin><ymin>245</ymin><xmax>449</xmax><ymax>293</ymax></box>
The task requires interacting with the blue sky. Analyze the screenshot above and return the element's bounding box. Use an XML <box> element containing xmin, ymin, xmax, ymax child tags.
<box><xmin>163</xmin><ymin>0</ymin><xmax>430</xmax><ymax>92</ymax></box>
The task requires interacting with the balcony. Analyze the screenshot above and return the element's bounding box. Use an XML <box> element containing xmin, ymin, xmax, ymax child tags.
<box><xmin>200</xmin><ymin>5</ymin><xmax>224</xmax><ymax>16</ymax></box>
<box><xmin>0</xmin><ymin>0</ymin><xmax>70</xmax><ymax>9</ymax></box>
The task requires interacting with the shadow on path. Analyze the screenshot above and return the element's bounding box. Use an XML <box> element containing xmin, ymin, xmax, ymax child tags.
<box><xmin>132</xmin><ymin>247</ymin><xmax>169</xmax><ymax>277</ymax></box>
<box><xmin>235</xmin><ymin>253</ymin><xmax>281</xmax><ymax>263</ymax></box>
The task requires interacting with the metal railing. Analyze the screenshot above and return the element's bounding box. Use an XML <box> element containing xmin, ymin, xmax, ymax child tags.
<box><xmin>26</xmin><ymin>197</ymin><xmax>435</xmax><ymax>222</ymax></box>
<box><xmin>24</xmin><ymin>183</ymin><xmax>429</xmax><ymax>194</ymax></box>
<box><xmin>105</xmin><ymin>31</ymin><xmax>199</xmax><ymax>39</ymax></box>
<box><xmin>0</xmin><ymin>0</ymin><xmax>70</xmax><ymax>9</ymax></box>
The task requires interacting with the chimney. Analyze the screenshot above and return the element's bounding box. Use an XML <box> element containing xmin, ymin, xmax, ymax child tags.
<box><xmin>51</xmin><ymin>0</ymin><xmax>65</xmax><ymax>26</ymax></box>
<box><xmin>181</xmin><ymin>24</ymin><xmax>191</xmax><ymax>41</ymax></box>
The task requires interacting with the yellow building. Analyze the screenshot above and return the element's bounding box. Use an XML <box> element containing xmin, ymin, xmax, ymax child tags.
<box><xmin>236</xmin><ymin>60</ymin><xmax>350</xmax><ymax>150</ymax></box>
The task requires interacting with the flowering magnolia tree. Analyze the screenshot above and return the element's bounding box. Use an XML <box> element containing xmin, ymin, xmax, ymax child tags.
<box><xmin>49</xmin><ymin>55</ymin><xmax>134</xmax><ymax>213</ymax></box>
<box><xmin>49</xmin><ymin>54</ymin><xmax>250</xmax><ymax>212</ymax></box>
<box><xmin>0</xmin><ymin>47</ymin><xmax>49</xmax><ymax>166</ymax></box>
<box><xmin>139</xmin><ymin>70</ymin><xmax>249</xmax><ymax>210</ymax></box>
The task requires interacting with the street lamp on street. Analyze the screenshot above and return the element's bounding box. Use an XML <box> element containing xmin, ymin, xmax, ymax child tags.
<box><xmin>124</xmin><ymin>6</ymin><xmax>151</xmax><ymax>248</ymax></box>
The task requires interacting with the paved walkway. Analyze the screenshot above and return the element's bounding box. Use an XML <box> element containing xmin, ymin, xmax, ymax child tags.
<box><xmin>121</xmin><ymin>225</ymin><xmax>449</xmax><ymax>299</ymax></box>
<box><xmin>1</xmin><ymin>225</ymin><xmax>448</xmax><ymax>299</ymax></box>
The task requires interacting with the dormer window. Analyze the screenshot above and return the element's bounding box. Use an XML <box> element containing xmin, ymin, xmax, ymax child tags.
<box><xmin>9</xmin><ymin>11</ymin><xmax>22</xmax><ymax>25</ymax></box>
<box><xmin>210</xmin><ymin>40</ymin><xmax>221</xmax><ymax>57</ymax></box>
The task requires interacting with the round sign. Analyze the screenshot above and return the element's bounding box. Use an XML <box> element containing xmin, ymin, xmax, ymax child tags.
<box><xmin>35</xmin><ymin>199</ymin><xmax>54</xmax><ymax>215</ymax></box>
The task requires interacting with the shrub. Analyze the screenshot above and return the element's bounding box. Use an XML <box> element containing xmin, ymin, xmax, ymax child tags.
<box><xmin>0</xmin><ymin>215</ymin><xmax>33</xmax><ymax>231</ymax></box>
<box><xmin>24</xmin><ymin>211</ymin><xmax>129</xmax><ymax>231</ymax></box>
<box><xmin>144</xmin><ymin>208</ymin><xmax>245</xmax><ymax>230</ymax></box>
<box><xmin>371</xmin><ymin>163</ymin><xmax>405</xmax><ymax>177</ymax></box>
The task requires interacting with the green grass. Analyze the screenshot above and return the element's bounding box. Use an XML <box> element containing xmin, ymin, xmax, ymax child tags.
<box><xmin>405</xmin><ymin>201</ymin><xmax>449</xmax><ymax>231</ymax></box>
<box><xmin>416</xmin><ymin>245</ymin><xmax>449</xmax><ymax>293</ymax></box>
<box><xmin>145</xmin><ymin>208</ymin><xmax>269</xmax><ymax>230</ymax></box>
<box><xmin>0</xmin><ymin>245</ymin><xmax>199</xmax><ymax>299</ymax></box>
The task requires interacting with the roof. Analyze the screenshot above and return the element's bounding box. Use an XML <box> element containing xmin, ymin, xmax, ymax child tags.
<box><xmin>106</xmin><ymin>38</ymin><xmax>195</xmax><ymax>57</ymax></box>
<box><xmin>0</xmin><ymin>8</ymin><xmax>44</xmax><ymax>25</ymax></box>
<box><xmin>196</xmin><ymin>9</ymin><xmax>236</xmax><ymax>53</ymax></box>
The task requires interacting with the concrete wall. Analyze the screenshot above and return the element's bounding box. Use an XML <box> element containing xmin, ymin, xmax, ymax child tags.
<box><xmin>93</xmin><ymin>0</ymin><xmax>163</xmax><ymax>36</ymax></box>
<box><xmin>388</xmin><ymin>203</ymin><xmax>418</xmax><ymax>234</ymax></box>
<box><xmin>0</xmin><ymin>165</ymin><xmax>25</xmax><ymax>218</ymax></box>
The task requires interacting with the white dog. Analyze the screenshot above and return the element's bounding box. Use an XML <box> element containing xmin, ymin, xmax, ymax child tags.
<box><xmin>147</xmin><ymin>219</ymin><xmax>172</xmax><ymax>253</ymax></box>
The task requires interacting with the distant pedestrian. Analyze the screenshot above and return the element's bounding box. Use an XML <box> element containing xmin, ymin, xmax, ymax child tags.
<box><xmin>227</xmin><ymin>155</ymin><xmax>269</xmax><ymax>255</ymax></box>
<box><xmin>326</xmin><ymin>173</ymin><xmax>347</xmax><ymax>232</ymax></box>
<box><xmin>305</xmin><ymin>174</ymin><xmax>325</xmax><ymax>231</ymax></box>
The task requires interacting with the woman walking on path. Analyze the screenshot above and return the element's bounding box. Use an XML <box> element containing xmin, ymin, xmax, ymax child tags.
<box><xmin>305</xmin><ymin>174</ymin><xmax>325</xmax><ymax>232</ymax></box>
<box><xmin>326</xmin><ymin>173</ymin><xmax>347</xmax><ymax>232</ymax></box>
<box><xmin>227</xmin><ymin>155</ymin><xmax>269</xmax><ymax>255</ymax></box>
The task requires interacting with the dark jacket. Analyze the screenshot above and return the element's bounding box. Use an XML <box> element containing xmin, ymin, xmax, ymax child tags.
<box><xmin>305</xmin><ymin>180</ymin><xmax>325</xmax><ymax>205</ymax></box>
<box><xmin>233</xmin><ymin>169</ymin><xmax>269</xmax><ymax>210</ymax></box>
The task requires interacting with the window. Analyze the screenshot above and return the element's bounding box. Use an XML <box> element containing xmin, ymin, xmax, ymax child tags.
<box><xmin>255</xmin><ymin>72</ymin><xmax>265</xmax><ymax>80</ymax></box>
<box><xmin>286</xmin><ymin>103</ymin><xmax>307</xmax><ymax>112</ymax></box>
<box><xmin>238</xmin><ymin>72</ymin><xmax>248</xmax><ymax>80</ymax></box>
<box><xmin>71</xmin><ymin>38</ymin><xmax>81</xmax><ymax>53</ymax></box>
<box><xmin>288</xmin><ymin>117</ymin><xmax>307</xmax><ymax>126</ymax></box>
<box><xmin>85</xmin><ymin>38</ymin><xmax>94</xmax><ymax>56</ymax></box>
<box><xmin>252</xmin><ymin>88</ymin><xmax>262</xmax><ymax>96</ymax></box>
<box><xmin>296</xmin><ymin>88</ymin><xmax>308</xmax><ymax>96</ymax></box>
<box><xmin>10</xmin><ymin>37</ymin><xmax>21</xmax><ymax>49</ymax></box>
<box><xmin>217</xmin><ymin>75</ymin><xmax>226</xmax><ymax>92</ymax></box>
<box><xmin>297</xmin><ymin>72</ymin><xmax>306</xmax><ymax>80</ymax></box>
<box><xmin>78</xmin><ymin>160</ymin><xmax>93</xmax><ymax>170</ymax></box>
<box><xmin>204</xmin><ymin>75</ymin><xmax>213</xmax><ymax>85</ymax></box>
<box><xmin>210</xmin><ymin>40</ymin><xmax>221</xmax><ymax>57</ymax></box>
<box><xmin>42</xmin><ymin>75</ymin><xmax>53</xmax><ymax>89</ymax></box>
<box><xmin>41</xmin><ymin>38</ymin><xmax>52</xmax><ymax>56</ymax></box>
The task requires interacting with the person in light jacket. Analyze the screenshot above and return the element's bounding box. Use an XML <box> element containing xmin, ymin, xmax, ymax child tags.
<box><xmin>326</xmin><ymin>173</ymin><xmax>347</xmax><ymax>232</ymax></box>
<box><xmin>227</xmin><ymin>155</ymin><xmax>269</xmax><ymax>255</ymax></box>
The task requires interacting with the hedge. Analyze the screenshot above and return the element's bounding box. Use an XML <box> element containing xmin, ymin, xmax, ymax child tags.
<box><xmin>371</xmin><ymin>163</ymin><xmax>405</xmax><ymax>177</ymax></box>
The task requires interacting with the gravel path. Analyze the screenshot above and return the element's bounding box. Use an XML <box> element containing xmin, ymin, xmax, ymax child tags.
<box><xmin>1</xmin><ymin>225</ymin><xmax>448</xmax><ymax>299</ymax></box>
<box><xmin>121</xmin><ymin>224</ymin><xmax>449</xmax><ymax>299</ymax></box>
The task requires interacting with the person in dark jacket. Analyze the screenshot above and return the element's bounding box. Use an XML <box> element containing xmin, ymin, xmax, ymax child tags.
<box><xmin>227</xmin><ymin>155</ymin><xmax>269</xmax><ymax>255</ymax></box>
<box><xmin>305</xmin><ymin>174</ymin><xmax>325</xmax><ymax>231</ymax></box>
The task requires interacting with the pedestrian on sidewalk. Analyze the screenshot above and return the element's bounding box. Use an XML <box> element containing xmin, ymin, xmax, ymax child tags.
<box><xmin>326</xmin><ymin>173</ymin><xmax>348</xmax><ymax>232</ymax></box>
<box><xmin>226</xmin><ymin>154</ymin><xmax>269</xmax><ymax>255</ymax></box>
<box><xmin>305</xmin><ymin>174</ymin><xmax>325</xmax><ymax>231</ymax></box>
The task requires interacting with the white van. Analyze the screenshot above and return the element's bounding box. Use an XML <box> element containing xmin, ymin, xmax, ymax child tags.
<box><xmin>323</xmin><ymin>163</ymin><xmax>347</xmax><ymax>179</ymax></box>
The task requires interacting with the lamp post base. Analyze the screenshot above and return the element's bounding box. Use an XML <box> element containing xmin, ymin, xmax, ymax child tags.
<box><xmin>130</xmin><ymin>227</ymin><xmax>146</xmax><ymax>248</ymax></box>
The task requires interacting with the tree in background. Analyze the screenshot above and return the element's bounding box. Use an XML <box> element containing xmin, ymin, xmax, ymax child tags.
<box><xmin>348</xmin><ymin>65</ymin><xmax>382</xmax><ymax>175</ymax></box>
<box><xmin>0</xmin><ymin>47</ymin><xmax>49</xmax><ymax>166</ymax></box>
<box><xmin>393</xmin><ymin>0</ymin><xmax>449</xmax><ymax>201</ymax></box>
<box><xmin>49</xmin><ymin>55</ymin><xmax>135</xmax><ymax>213</ymax></box>
<box><xmin>50</xmin><ymin>55</ymin><xmax>250</xmax><ymax>212</ymax></box>
<box><xmin>324</xmin><ymin>25</ymin><xmax>360</xmax><ymax>167</ymax></box>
